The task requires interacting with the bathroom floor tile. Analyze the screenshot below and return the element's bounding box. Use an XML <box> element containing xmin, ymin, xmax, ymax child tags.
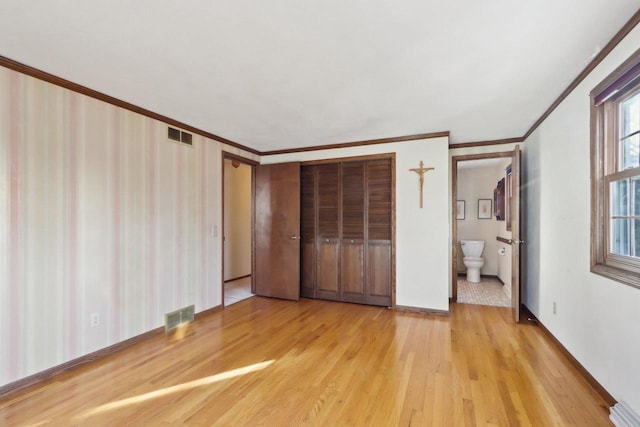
<box><xmin>457</xmin><ymin>277</ymin><xmax>510</xmax><ymax>307</ymax></box>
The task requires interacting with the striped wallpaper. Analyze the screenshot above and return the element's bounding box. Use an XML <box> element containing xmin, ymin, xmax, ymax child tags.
<box><xmin>0</xmin><ymin>66</ymin><xmax>253</xmax><ymax>387</ymax></box>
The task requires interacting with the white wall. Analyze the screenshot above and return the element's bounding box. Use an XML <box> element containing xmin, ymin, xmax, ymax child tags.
<box><xmin>223</xmin><ymin>160</ymin><xmax>252</xmax><ymax>281</ymax></box>
<box><xmin>0</xmin><ymin>65</ymin><xmax>259</xmax><ymax>387</ymax></box>
<box><xmin>522</xmin><ymin>25</ymin><xmax>640</xmax><ymax>413</ymax></box>
<box><xmin>263</xmin><ymin>137</ymin><xmax>450</xmax><ymax>311</ymax></box>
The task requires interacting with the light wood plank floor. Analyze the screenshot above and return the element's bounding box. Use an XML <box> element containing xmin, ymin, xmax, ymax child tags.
<box><xmin>0</xmin><ymin>298</ymin><xmax>611</xmax><ymax>426</ymax></box>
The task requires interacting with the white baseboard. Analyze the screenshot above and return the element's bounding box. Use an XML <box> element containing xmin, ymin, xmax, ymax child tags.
<box><xmin>611</xmin><ymin>401</ymin><xmax>640</xmax><ymax>427</ymax></box>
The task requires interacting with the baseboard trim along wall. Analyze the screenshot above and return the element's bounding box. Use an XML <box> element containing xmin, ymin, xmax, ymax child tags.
<box><xmin>610</xmin><ymin>401</ymin><xmax>640</xmax><ymax>426</ymax></box>
<box><xmin>522</xmin><ymin>305</ymin><xmax>617</xmax><ymax>407</ymax></box>
<box><xmin>395</xmin><ymin>305</ymin><xmax>449</xmax><ymax>316</ymax></box>
<box><xmin>0</xmin><ymin>304</ymin><xmax>223</xmax><ymax>400</ymax></box>
<box><xmin>223</xmin><ymin>274</ymin><xmax>251</xmax><ymax>283</ymax></box>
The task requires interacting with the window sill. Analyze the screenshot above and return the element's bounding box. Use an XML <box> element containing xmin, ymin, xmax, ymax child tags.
<box><xmin>591</xmin><ymin>263</ymin><xmax>640</xmax><ymax>289</ymax></box>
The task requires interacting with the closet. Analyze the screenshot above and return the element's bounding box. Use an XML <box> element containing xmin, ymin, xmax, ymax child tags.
<box><xmin>301</xmin><ymin>156</ymin><xmax>393</xmax><ymax>307</ymax></box>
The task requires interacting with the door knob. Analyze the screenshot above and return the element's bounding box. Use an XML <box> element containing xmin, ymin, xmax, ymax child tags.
<box><xmin>290</xmin><ymin>236</ymin><xmax>300</xmax><ymax>240</ymax></box>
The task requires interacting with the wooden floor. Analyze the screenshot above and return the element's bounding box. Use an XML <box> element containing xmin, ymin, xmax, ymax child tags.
<box><xmin>0</xmin><ymin>298</ymin><xmax>611</xmax><ymax>426</ymax></box>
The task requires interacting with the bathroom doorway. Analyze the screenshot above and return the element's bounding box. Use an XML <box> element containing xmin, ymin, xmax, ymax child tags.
<box><xmin>451</xmin><ymin>147</ymin><xmax>522</xmax><ymax>321</ymax></box>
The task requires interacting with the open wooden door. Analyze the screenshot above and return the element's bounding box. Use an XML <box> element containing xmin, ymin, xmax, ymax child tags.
<box><xmin>511</xmin><ymin>145</ymin><xmax>522</xmax><ymax>322</ymax></box>
<box><xmin>254</xmin><ymin>162</ymin><xmax>301</xmax><ymax>301</ymax></box>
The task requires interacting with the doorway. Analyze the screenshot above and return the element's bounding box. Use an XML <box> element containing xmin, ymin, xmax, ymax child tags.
<box><xmin>451</xmin><ymin>148</ymin><xmax>522</xmax><ymax>321</ymax></box>
<box><xmin>222</xmin><ymin>152</ymin><xmax>257</xmax><ymax>306</ymax></box>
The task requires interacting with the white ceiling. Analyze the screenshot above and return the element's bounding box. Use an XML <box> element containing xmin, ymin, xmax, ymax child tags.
<box><xmin>1</xmin><ymin>1</ymin><xmax>638</xmax><ymax>152</ymax></box>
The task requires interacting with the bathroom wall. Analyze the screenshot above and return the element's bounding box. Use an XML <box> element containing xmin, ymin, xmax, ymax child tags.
<box><xmin>223</xmin><ymin>160</ymin><xmax>252</xmax><ymax>281</ymax></box>
<box><xmin>457</xmin><ymin>160</ymin><xmax>510</xmax><ymax>277</ymax></box>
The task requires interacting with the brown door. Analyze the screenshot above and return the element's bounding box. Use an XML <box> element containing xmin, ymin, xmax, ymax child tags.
<box><xmin>511</xmin><ymin>146</ymin><xmax>522</xmax><ymax>322</ymax></box>
<box><xmin>254</xmin><ymin>162</ymin><xmax>301</xmax><ymax>301</ymax></box>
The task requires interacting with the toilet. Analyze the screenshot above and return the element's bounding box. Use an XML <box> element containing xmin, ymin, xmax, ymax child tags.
<box><xmin>460</xmin><ymin>240</ymin><xmax>485</xmax><ymax>283</ymax></box>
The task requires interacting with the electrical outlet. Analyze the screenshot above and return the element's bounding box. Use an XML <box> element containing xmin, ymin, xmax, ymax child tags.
<box><xmin>90</xmin><ymin>312</ymin><xmax>100</xmax><ymax>327</ymax></box>
<box><xmin>553</xmin><ymin>302</ymin><xmax>557</xmax><ymax>315</ymax></box>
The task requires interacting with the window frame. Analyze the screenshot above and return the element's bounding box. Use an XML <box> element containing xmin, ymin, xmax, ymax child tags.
<box><xmin>591</xmin><ymin>48</ymin><xmax>640</xmax><ymax>289</ymax></box>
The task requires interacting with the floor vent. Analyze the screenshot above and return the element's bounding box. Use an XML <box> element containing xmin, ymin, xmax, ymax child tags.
<box><xmin>611</xmin><ymin>401</ymin><xmax>640</xmax><ymax>427</ymax></box>
<box><xmin>167</xmin><ymin>127</ymin><xmax>193</xmax><ymax>146</ymax></box>
<box><xmin>164</xmin><ymin>304</ymin><xmax>195</xmax><ymax>332</ymax></box>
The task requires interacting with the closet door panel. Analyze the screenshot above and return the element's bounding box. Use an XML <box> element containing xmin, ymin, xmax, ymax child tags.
<box><xmin>342</xmin><ymin>162</ymin><xmax>365</xmax><ymax>240</ymax></box>
<box><xmin>366</xmin><ymin>242</ymin><xmax>391</xmax><ymax>306</ymax></box>
<box><xmin>366</xmin><ymin>158</ymin><xmax>392</xmax><ymax>305</ymax></box>
<box><xmin>341</xmin><ymin>161</ymin><xmax>365</xmax><ymax>303</ymax></box>
<box><xmin>301</xmin><ymin>242</ymin><xmax>315</xmax><ymax>298</ymax></box>
<box><xmin>317</xmin><ymin>240</ymin><xmax>339</xmax><ymax>300</ymax></box>
<box><xmin>301</xmin><ymin>166</ymin><xmax>316</xmax><ymax>241</ymax></box>
<box><xmin>341</xmin><ymin>242</ymin><xmax>364</xmax><ymax>303</ymax></box>
<box><xmin>300</xmin><ymin>166</ymin><xmax>316</xmax><ymax>298</ymax></box>
<box><xmin>317</xmin><ymin>163</ymin><xmax>339</xmax><ymax>238</ymax></box>
<box><xmin>316</xmin><ymin>163</ymin><xmax>340</xmax><ymax>299</ymax></box>
<box><xmin>367</xmin><ymin>159</ymin><xmax>392</xmax><ymax>241</ymax></box>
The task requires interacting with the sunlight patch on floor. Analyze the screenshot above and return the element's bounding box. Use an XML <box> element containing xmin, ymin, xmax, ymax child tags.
<box><xmin>74</xmin><ymin>360</ymin><xmax>274</xmax><ymax>420</ymax></box>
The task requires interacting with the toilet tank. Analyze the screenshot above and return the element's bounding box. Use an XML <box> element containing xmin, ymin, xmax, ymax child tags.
<box><xmin>460</xmin><ymin>240</ymin><xmax>485</xmax><ymax>257</ymax></box>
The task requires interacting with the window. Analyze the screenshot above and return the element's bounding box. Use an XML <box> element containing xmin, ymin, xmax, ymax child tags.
<box><xmin>591</xmin><ymin>49</ymin><xmax>640</xmax><ymax>289</ymax></box>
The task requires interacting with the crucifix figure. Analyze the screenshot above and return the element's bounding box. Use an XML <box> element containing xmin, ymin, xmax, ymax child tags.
<box><xmin>409</xmin><ymin>160</ymin><xmax>435</xmax><ymax>208</ymax></box>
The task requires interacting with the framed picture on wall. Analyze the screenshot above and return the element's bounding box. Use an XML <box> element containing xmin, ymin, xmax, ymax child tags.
<box><xmin>478</xmin><ymin>199</ymin><xmax>492</xmax><ymax>219</ymax></box>
<box><xmin>456</xmin><ymin>200</ymin><xmax>465</xmax><ymax>220</ymax></box>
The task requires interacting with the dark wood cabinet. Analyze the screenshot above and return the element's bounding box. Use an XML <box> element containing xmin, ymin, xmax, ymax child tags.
<box><xmin>301</xmin><ymin>157</ymin><xmax>393</xmax><ymax>307</ymax></box>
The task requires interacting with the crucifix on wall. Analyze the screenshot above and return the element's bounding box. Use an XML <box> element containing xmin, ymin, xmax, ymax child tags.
<box><xmin>409</xmin><ymin>160</ymin><xmax>435</xmax><ymax>208</ymax></box>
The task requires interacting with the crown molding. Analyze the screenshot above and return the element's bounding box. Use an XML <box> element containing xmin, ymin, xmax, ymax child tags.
<box><xmin>449</xmin><ymin>137</ymin><xmax>524</xmax><ymax>149</ymax></box>
<box><xmin>0</xmin><ymin>55</ymin><xmax>260</xmax><ymax>156</ymax></box>
<box><xmin>261</xmin><ymin>131</ymin><xmax>450</xmax><ymax>156</ymax></box>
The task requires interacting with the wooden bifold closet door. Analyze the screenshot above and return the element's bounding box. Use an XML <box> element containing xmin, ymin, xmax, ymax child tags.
<box><xmin>301</xmin><ymin>157</ymin><xmax>393</xmax><ymax>307</ymax></box>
